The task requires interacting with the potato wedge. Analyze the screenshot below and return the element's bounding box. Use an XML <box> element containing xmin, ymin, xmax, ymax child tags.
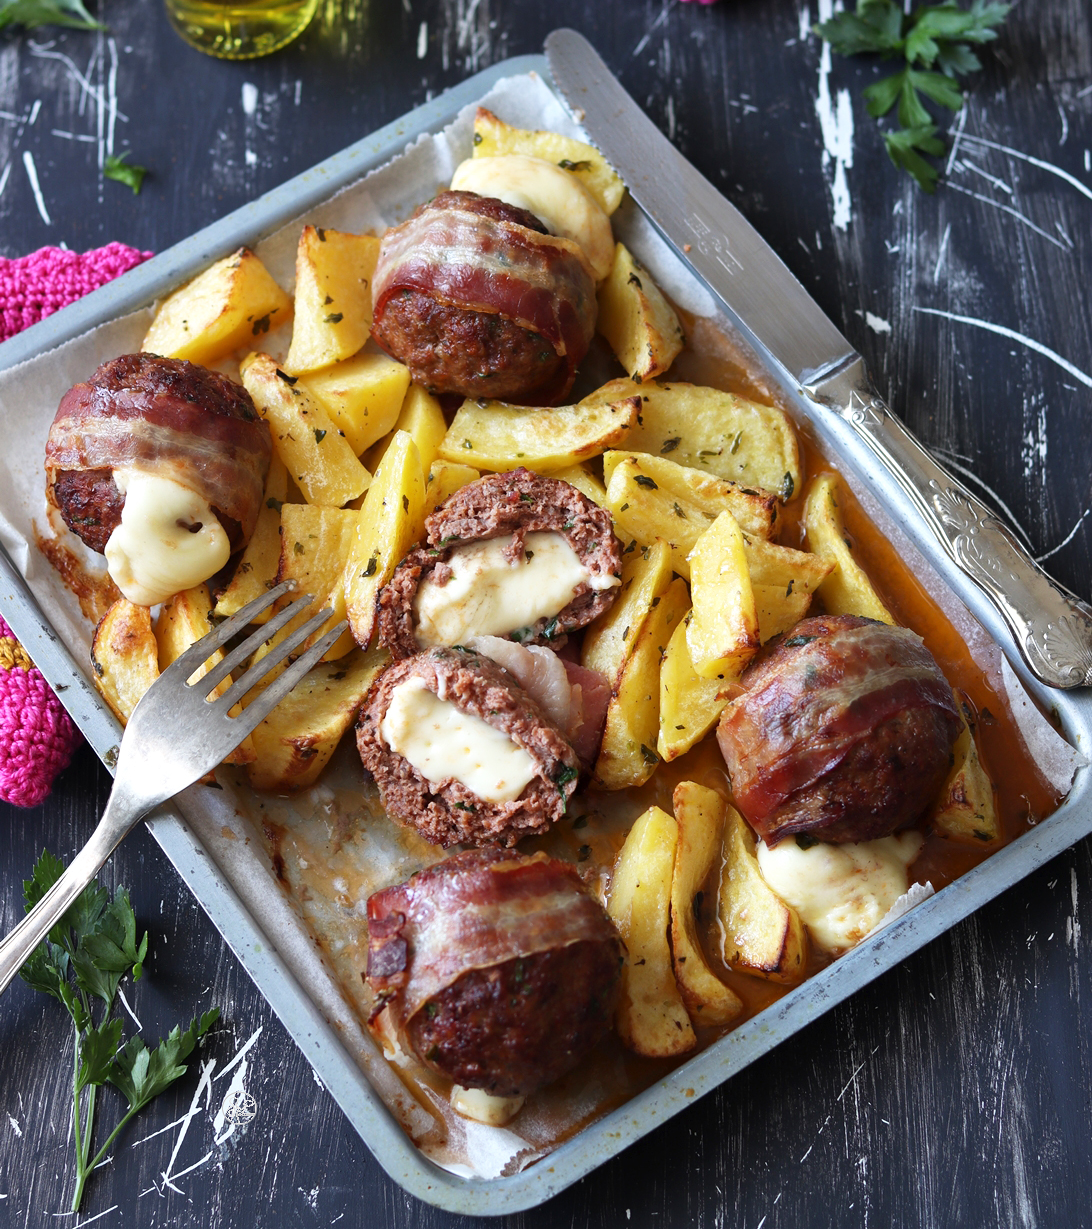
<box><xmin>242</xmin><ymin>352</ymin><xmax>371</xmax><ymax>508</ymax></box>
<box><xmin>436</xmin><ymin>396</ymin><xmax>639</xmax><ymax>473</ymax></box>
<box><xmin>156</xmin><ymin>585</ymin><xmax>254</xmax><ymax>764</ymax></box>
<box><xmin>608</xmin><ymin>805</ymin><xmax>696</xmax><ymax>1057</ymax></box>
<box><xmin>930</xmin><ymin>717</ymin><xmax>1000</xmax><ymax>843</ymax></box>
<box><xmin>657</xmin><ymin>611</ymin><xmax>729</xmax><ymax>761</ymax></box>
<box><xmin>246</xmin><ymin>646</ymin><xmax>388</xmax><ymax>792</ymax></box>
<box><xmin>686</xmin><ymin>512</ymin><xmax>760</xmax><ymax>681</ymax></box>
<box><xmin>299</xmin><ymin>351</ymin><xmax>410</xmax><ymax>456</ymax></box>
<box><xmin>343</xmin><ymin>430</ymin><xmax>427</xmax><ymax>648</ymax></box>
<box><xmin>213</xmin><ymin>454</ymin><xmax>288</xmax><ymax>625</ymax></box>
<box><xmin>803</xmin><ymin>472</ymin><xmax>895</xmax><ymax>624</ymax></box>
<box><xmin>670</xmin><ymin>782</ymin><xmax>743</xmax><ymax>1027</ymax></box>
<box><xmin>581</xmin><ymin>539</ymin><xmax>673</xmax><ymax>688</ymax></box>
<box><xmin>550</xmin><ymin>462</ymin><xmax>608</xmax><ymax>508</ymax></box>
<box><xmin>597</xmin><ymin>243</ymin><xmax>684</xmax><ymax>381</ymax></box>
<box><xmin>424</xmin><ymin>461</ymin><xmax>479</xmax><ymax>513</ymax></box>
<box><xmin>595</xmin><ymin>577</ymin><xmax>689</xmax><ymax>790</ymax></box>
<box><xmin>141</xmin><ymin>247</ymin><xmax>292</xmax><ymax>367</ymax></box>
<box><xmin>393</xmin><ymin>384</ymin><xmax>448</xmax><ymax>472</ymax></box>
<box><xmin>584</xmin><ymin>379</ymin><xmax>800</xmax><ymax>499</ymax></box>
<box><xmin>284</xmin><ymin>227</ymin><xmax>381</xmax><ymax>375</ymax></box>
<box><xmin>91</xmin><ymin>599</ymin><xmax>159</xmax><ymax>724</ymax></box>
<box><xmin>472</xmin><ymin>106</ymin><xmax>625</xmax><ymax>216</ymax></box>
<box><xmin>604</xmin><ymin>450</ymin><xmax>776</xmax><ymax>579</ymax></box>
<box><xmin>742</xmin><ymin>534</ymin><xmax>833</xmax><ymax>642</ymax></box>
<box><xmin>719</xmin><ymin>805</ymin><xmax>808</xmax><ymax>983</ymax></box>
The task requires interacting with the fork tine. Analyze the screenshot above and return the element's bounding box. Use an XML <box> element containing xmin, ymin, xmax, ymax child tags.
<box><xmin>215</xmin><ymin>606</ymin><xmax>337</xmax><ymax>711</ymax></box>
<box><xmin>163</xmin><ymin>580</ymin><xmax>297</xmax><ymax>685</ymax></box>
<box><xmin>226</xmin><ymin>619</ymin><xmax>350</xmax><ymax>729</ymax></box>
<box><xmin>197</xmin><ymin>593</ymin><xmax>317</xmax><ymax>695</ymax></box>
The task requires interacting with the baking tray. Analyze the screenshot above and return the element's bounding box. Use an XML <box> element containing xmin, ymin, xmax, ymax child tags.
<box><xmin>2</xmin><ymin>48</ymin><xmax>1091</xmax><ymax>1216</ymax></box>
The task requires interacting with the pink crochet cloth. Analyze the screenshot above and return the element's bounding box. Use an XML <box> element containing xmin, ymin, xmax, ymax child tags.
<box><xmin>0</xmin><ymin>243</ymin><xmax>152</xmax><ymax>804</ymax></box>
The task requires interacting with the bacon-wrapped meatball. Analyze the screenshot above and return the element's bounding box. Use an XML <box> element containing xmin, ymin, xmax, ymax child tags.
<box><xmin>45</xmin><ymin>354</ymin><xmax>271</xmax><ymax>606</ymax></box>
<box><xmin>371</xmin><ymin>190</ymin><xmax>598</xmax><ymax>405</ymax></box>
<box><xmin>717</xmin><ymin>615</ymin><xmax>962</xmax><ymax>846</ymax></box>
<box><xmin>366</xmin><ymin>848</ymin><xmax>624</xmax><ymax>1098</ymax></box>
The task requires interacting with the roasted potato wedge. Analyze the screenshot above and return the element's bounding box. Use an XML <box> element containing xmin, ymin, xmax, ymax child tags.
<box><xmin>550</xmin><ymin>462</ymin><xmax>608</xmax><ymax>508</ymax></box>
<box><xmin>246</xmin><ymin>647</ymin><xmax>388</xmax><ymax>792</ymax></box>
<box><xmin>743</xmin><ymin>534</ymin><xmax>834</xmax><ymax>642</ymax></box>
<box><xmin>472</xmin><ymin>106</ymin><xmax>625</xmax><ymax>215</ymax></box>
<box><xmin>604</xmin><ymin>451</ymin><xmax>776</xmax><ymax>579</ymax></box>
<box><xmin>670</xmin><ymin>782</ymin><xmax>743</xmax><ymax>1027</ymax></box>
<box><xmin>242</xmin><ymin>352</ymin><xmax>371</xmax><ymax>508</ymax></box>
<box><xmin>91</xmin><ymin>599</ymin><xmax>159</xmax><ymax>724</ymax></box>
<box><xmin>141</xmin><ymin>247</ymin><xmax>292</xmax><ymax>367</ymax></box>
<box><xmin>595</xmin><ymin>577</ymin><xmax>689</xmax><ymax>790</ymax></box>
<box><xmin>930</xmin><ymin>717</ymin><xmax>1000</xmax><ymax>843</ymax></box>
<box><xmin>299</xmin><ymin>351</ymin><xmax>410</xmax><ymax>456</ymax></box>
<box><xmin>803</xmin><ymin>473</ymin><xmax>895</xmax><ymax>624</ymax></box>
<box><xmin>156</xmin><ymin>585</ymin><xmax>254</xmax><ymax>764</ymax></box>
<box><xmin>424</xmin><ymin>461</ymin><xmax>479</xmax><ymax>512</ymax></box>
<box><xmin>657</xmin><ymin>611</ymin><xmax>729</xmax><ymax>761</ymax></box>
<box><xmin>584</xmin><ymin>379</ymin><xmax>800</xmax><ymax>499</ymax></box>
<box><xmin>686</xmin><ymin>512</ymin><xmax>760</xmax><ymax>681</ymax></box>
<box><xmin>597</xmin><ymin>243</ymin><xmax>684</xmax><ymax>381</ymax></box>
<box><xmin>608</xmin><ymin>805</ymin><xmax>696</xmax><ymax>1057</ymax></box>
<box><xmin>343</xmin><ymin>430</ymin><xmax>427</xmax><ymax>648</ymax></box>
<box><xmin>213</xmin><ymin>454</ymin><xmax>288</xmax><ymax>625</ymax></box>
<box><xmin>393</xmin><ymin>384</ymin><xmax>448</xmax><ymax>472</ymax></box>
<box><xmin>581</xmin><ymin>539</ymin><xmax>673</xmax><ymax>688</ymax></box>
<box><xmin>284</xmin><ymin>227</ymin><xmax>381</xmax><ymax>375</ymax></box>
<box><xmin>719</xmin><ymin>805</ymin><xmax>808</xmax><ymax>983</ymax></box>
<box><xmin>436</xmin><ymin>396</ymin><xmax>640</xmax><ymax>473</ymax></box>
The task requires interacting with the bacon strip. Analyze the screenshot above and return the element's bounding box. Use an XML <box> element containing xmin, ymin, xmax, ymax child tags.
<box><xmin>719</xmin><ymin>619</ymin><xmax>961</xmax><ymax>827</ymax></box>
<box><xmin>372</xmin><ymin>200</ymin><xmax>597</xmax><ymax>392</ymax></box>
<box><xmin>46</xmin><ymin>355</ymin><xmax>271</xmax><ymax>544</ymax></box>
<box><xmin>366</xmin><ymin>849</ymin><xmax>618</xmax><ymax>1028</ymax></box>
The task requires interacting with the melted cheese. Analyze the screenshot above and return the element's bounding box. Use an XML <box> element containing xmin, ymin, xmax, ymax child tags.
<box><xmin>104</xmin><ymin>468</ymin><xmax>230</xmax><ymax>606</ymax></box>
<box><xmin>450</xmin><ymin>1085</ymin><xmax>525</xmax><ymax>1126</ymax></box>
<box><xmin>756</xmin><ymin>831</ymin><xmax>923</xmax><ymax>954</ymax></box>
<box><xmin>413</xmin><ymin>531</ymin><xmax>615</xmax><ymax>648</ymax></box>
<box><xmin>379</xmin><ymin>677</ymin><xmax>536</xmax><ymax>804</ymax></box>
<box><xmin>451</xmin><ymin>154</ymin><xmax>614</xmax><ymax>281</ymax></box>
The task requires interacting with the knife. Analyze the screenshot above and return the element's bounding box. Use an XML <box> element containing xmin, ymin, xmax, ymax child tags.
<box><xmin>545</xmin><ymin>27</ymin><xmax>1092</xmax><ymax>690</ymax></box>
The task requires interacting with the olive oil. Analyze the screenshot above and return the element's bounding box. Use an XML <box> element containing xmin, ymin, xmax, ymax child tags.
<box><xmin>163</xmin><ymin>0</ymin><xmax>319</xmax><ymax>59</ymax></box>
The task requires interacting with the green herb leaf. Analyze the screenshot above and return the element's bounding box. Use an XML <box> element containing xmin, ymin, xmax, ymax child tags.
<box><xmin>883</xmin><ymin>124</ymin><xmax>946</xmax><ymax>192</ymax></box>
<box><xmin>108</xmin><ymin>1009</ymin><xmax>219</xmax><ymax>1115</ymax></box>
<box><xmin>0</xmin><ymin>0</ymin><xmax>101</xmax><ymax>32</ymax></box>
<box><xmin>76</xmin><ymin>1018</ymin><xmax>124</xmax><ymax>1094</ymax></box>
<box><xmin>104</xmin><ymin>153</ymin><xmax>148</xmax><ymax>195</ymax></box>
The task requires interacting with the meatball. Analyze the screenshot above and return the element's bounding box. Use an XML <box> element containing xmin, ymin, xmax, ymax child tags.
<box><xmin>717</xmin><ymin>614</ymin><xmax>962</xmax><ymax>845</ymax></box>
<box><xmin>45</xmin><ymin>353</ymin><xmax>270</xmax><ymax>555</ymax></box>
<box><xmin>376</xmin><ymin>469</ymin><xmax>623</xmax><ymax>659</ymax></box>
<box><xmin>371</xmin><ymin>190</ymin><xmax>597</xmax><ymax>404</ymax></box>
<box><xmin>366</xmin><ymin>848</ymin><xmax>624</xmax><ymax>1097</ymax></box>
<box><xmin>356</xmin><ymin>645</ymin><xmax>580</xmax><ymax>848</ymax></box>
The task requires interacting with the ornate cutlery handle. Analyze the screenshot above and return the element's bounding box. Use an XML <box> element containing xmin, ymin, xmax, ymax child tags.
<box><xmin>805</xmin><ymin>358</ymin><xmax>1092</xmax><ymax>689</ymax></box>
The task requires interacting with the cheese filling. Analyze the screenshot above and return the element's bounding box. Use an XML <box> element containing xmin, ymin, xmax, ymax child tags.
<box><xmin>756</xmin><ymin>831</ymin><xmax>923</xmax><ymax>954</ymax></box>
<box><xmin>450</xmin><ymin>1085</ymin><xmax>525</xmax><ymax>1126</ymax></box>
<box><xmin>450</xmin><ymin>154</ymin><xmax>615</xmax><ymax>281</ymax></box>
<box><xmin>413</xmin><ymin>531</ymin><xmax>616</xmax><ymax>648</ymax></box>
<box><xmin>104</xmin><ymin>468</ymin><xmax>230</xmax><ymax>607</ymax></box>
<box><xmin>379</xmin><ymin>677</ymin><xmax>536</xmax><ymax>804</ymax></box>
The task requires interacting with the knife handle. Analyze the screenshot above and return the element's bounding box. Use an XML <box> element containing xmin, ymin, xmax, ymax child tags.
<box><xmin>805</xmin><ymin>358</ymin><xmax>1092</xmax><ymax>689</ymax></box>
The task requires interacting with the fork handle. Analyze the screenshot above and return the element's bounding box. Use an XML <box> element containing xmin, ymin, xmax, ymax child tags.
<box><xmin>0</xmin><ymin>782</ymin><xmax>145</xmax><ymax>996</ymax></box>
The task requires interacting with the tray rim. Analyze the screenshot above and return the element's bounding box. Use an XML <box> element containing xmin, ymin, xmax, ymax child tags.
<box><xmin>2</xmin><ymin>47</ymin><xmax>1091</xmax><ymax>1217</ymax></box>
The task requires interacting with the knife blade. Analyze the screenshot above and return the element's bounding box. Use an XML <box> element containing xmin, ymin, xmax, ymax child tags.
<box><xmin>544</xmin><ymin>27</ymin><xmax>856</xmax><ymax>387</ymax></box>
<box><xmin>545</xmin><ymin>27</ymin><xmax>1092</xmax><ymax>690</ymax></box>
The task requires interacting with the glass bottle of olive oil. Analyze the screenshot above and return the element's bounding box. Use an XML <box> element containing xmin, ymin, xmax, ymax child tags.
<box><xmin>163</xmin><ymin>0</ymin><xmax>319</xmax><ymax>59</ymax></box>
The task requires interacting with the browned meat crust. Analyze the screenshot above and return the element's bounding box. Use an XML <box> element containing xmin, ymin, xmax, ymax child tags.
<box><xmin>356</xmin><ymin>645</ymin><xmax>580</xmax><ymax>848</ymax></box>
<box><xmin>51</xmin><ymin>468</ymin><xmax>124</xmax><ymax>554</ymax></box>
<box><xmin>376</xmin><ymin>469</ymin><xmax>622</xmax><ymax>659</ymax></box>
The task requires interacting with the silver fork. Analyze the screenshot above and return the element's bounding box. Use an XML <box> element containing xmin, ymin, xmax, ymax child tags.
<box><xmin>0</xmin><ymin>581</ymin><xmax>347</xmax><ymax>996</ymax></box>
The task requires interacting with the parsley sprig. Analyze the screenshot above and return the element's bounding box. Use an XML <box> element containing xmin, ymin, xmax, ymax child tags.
<box><xmin>20</xmin><ymin>850</ymin><xmax>219</xmax><ymax>1213</ymax></box>
<box><xmin>816</xmin><ymin>0</ymin><xmax>1011</xmax><ymax>192</ymax></box>
<box><xmin>0</xmin><ymin>0</ymin><xmax>100</xmax><ymax>32</ymax></box>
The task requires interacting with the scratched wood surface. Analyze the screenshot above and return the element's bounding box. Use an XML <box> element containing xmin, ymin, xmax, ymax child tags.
<box><xmin>1</xmin><ymin>0</ymin><xmax>1090</xmax><ymax>1225</ymax></box>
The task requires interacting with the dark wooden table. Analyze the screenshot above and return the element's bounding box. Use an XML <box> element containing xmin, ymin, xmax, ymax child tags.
<box><xmin>2</xmin><ymin>1</ymin><xmax>1091</xmax><ymax>1225</ymax></box>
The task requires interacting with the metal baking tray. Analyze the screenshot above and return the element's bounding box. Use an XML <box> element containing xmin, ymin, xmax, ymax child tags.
<box><xmin>2</xmin><ymin>48</ymin><xmax>1090</xmax><ymax>1216</ymax></box>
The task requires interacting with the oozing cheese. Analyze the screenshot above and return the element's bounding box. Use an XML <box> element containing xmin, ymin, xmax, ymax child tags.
<box><xmin>450</xmin><ymin>1085</ymin><xmax>525</xmax><ymax>1126</ymax></box>
<box><xmin>413</xmin><ymin>531</ymin><xmax>616</xmax><ymax>648</ymax></box>
<box><xmin>104</xmin><ymin>468</ymin><xmax>230</xmax><ymax>606</ymax></box>
<box><xmin>450</xmin><ymin>154</ymin><xmax>615</xmax><ymax>281</ymax></box>
<box><xmin>756</xmin><ymin>831</ymin><xmax>923</xmax><ymax>954</ymax></box>
<box><xmin>379</xmin><ymin>677</ymin><xmax>536</xmax><ymax>803</ymax></box>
